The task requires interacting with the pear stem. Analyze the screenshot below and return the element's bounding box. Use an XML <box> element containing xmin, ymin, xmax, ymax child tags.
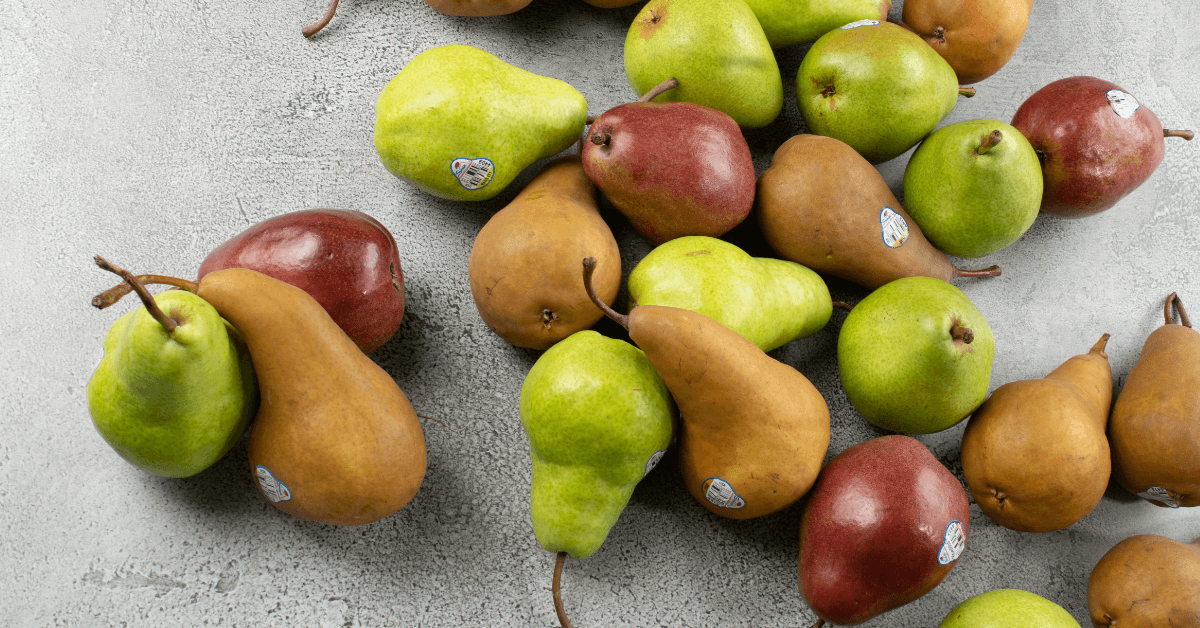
<box><xmin>553</xmin><ymin>552</ymin><xmax>574</xmax><ymax>628</ymax></box>
<box><xmin>958</xmin><ymin>87</ymin><xmax>976</xmax><ymax>98</ymax></box>
<box><xmin>582</xmin><ymin>257</ymin><xmax>629</xmax><ymax>329</ymax></box>
<box><xmin>92</xmin><ymin>275</ymin><xmax>199</xmax><ymax>309</ymax></box>
<box><xmin>832</xmin><ymin>301</ymin><xmax>853</xmax><ymax>311</ymax></box>
<box><xmin>1164</xmin><ymin>129</ymin><xmax>1194</xmax><ymax>140</ymax></box>
<box><xmin>94</xmin><ymin>256</ymin><xmax>179</xmax><ymax>335</ymax></box>
<box><xmin>1165</xmin><ymin>292</ymin><xmax>1192</xmax><ymax>328</ymax></box>
<box><xmin>638</xmin><ymin>77</ymin><xmax>678</xmax><ymax>103</ymax></box>
<box><xmin>976</xmin><ymin>130</ymin><xmax>1003</xmax><ymax>154</ymax></box>
<box><xmin>589</xmin><ymin>130</ymin><xmax>611</xmax><ymax>147</ymax></box>
<box><xmin>301</xmin><ymin>0</ymin><xmax>339</xmax><ymax>38</ymax></box>
<box><xmin>951</xmin><ymin>264</ymin><xmax>1002</xmax><ymax>279</ymax></box>
<box><xmin>950</xmin><ymin>324</ymin><xmax>974</xmax><ymax>344</ymax></box>
<box><xmin>809</xmin><ymin>619</ymin><xmax>826</xmax><ymax>628</ymax></box>
<box><xmin>1090</xmin><ymin>332</ymin><xmax>1111</xmax><ymax>356</ymax></box>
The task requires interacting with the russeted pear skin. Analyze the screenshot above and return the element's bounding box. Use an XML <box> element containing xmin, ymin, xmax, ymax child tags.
<box><xmin>197</xmin><ymin>268</ymin><xmax>427</xmax><ymax>526</ymax></box>
<box><xmin>1087</xmin><ymin>534</ymin><xmax>1200</xmax><ymax>628</ymax></box>
<box><xmin>960</xmin><ymin>334</ymin><xmax>1113</xmax><ymax>532</ymax></box>
<box><xmin>756</xmin><ymin>134</ymin><xmax>999</xmax><ymax>290</ymax></box>
<box><xmin>626</xmin><ymin>305</ymin><xmax>830</xmax><ymax>520</ymax></box>
<box><xmin>469</xmin><ymin>156</ymin><xmax>621</xmax><ymax>350</ymax></box>
<box><xmin>1109</xmin><ymin>293</ymin><xmax>1200</xmax><ymax>508</ymax></box>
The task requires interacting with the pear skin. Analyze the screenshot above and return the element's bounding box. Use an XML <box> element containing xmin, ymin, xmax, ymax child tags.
<box><xmin>961</xmin><ymin>334</ymin><xmax>1113</xmax><ymax>532</ymax></box>
<box><xmin>1087</xmin><ymin>534</ymin><xmax>1200</xmax><ymax>628</ymax></box>
<box><xmin>424</xmin><ymin>0</ymin><xmax>532</xmax><ymax>16</ymax></box>
<box><xmin>1109</xmin><ymin>293</ymin><xmax>1200</xmax><ymax>508</ymax></box>
<box><xmin>902</xmin><ymin>0</ymin><xmax>1032</xmax><ymax>85</ymax></box>
<box><xmin>197</xmin><ymin>268</ymin><xmax>427</xmax><ymax>526</ymax></box>
<box><xmin>757</xmin><ymin>134</ymin><xmax>1000</xmax><ymax>290</ymax></box>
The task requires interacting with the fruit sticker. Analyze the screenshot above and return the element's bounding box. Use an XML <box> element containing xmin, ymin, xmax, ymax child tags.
<box><xmin>255</xmin><ymin>465</ymin><xmax>292</xmax><ymax>503</ymax></box>
<box><xmin>451</xmin><ymin>157</ymin><xmax>495</xmax><ymax>190</ymax></box>
<box><xmin>841</xmin><ymin>19</ymin><xmax>880</xmax><ymax>29</ymax></box>
<box><xmin>1105</xmin><ymin>89</ymin><xmax>1140</xmax><ymax>119</ymax></box>
<box><xmin>644</xmin><ymin>450</ymin><xmax>666</xmax><ymax>477</ymax></box>
<box><xmin>1137</xmin><ymin>486</ymin><xmax>1181</xmax><ymax>508</ymax></box>
<box><xmin>937</xmin><ymin>520</ymin><xmax>966</xmax><ymax>565</ymax></box>
<box><xmin>879</xmin><ymin>206</ymin><xmax>910</xmax><ymax>248</ymax></box>
<box><xmin>702</xmin><ymin>477</ymin><xmax>745</xmax><ymax>509</ymax></box>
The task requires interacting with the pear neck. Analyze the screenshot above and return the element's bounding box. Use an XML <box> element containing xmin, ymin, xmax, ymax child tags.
<box><xmin>93</xmin><ymin>255</ymin><xmax>184</xmax><ymax>335</ymax></box>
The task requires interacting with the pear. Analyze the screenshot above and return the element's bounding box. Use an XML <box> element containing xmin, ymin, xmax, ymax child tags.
<box><xmin>902</xmin><ymin>0</ymin><xmax>1033</xmax><ymax>84</ymax></box>
<box><xmin>1109</xmin><ymin>293</ymin><xmax>1200</xmax><ymax>508</ymax></box>
<box><xmin>423</xmin><ymin>0</ymin><xmax>532</xmax><ymax>16</ymax></box>
<box><xmin>960</xmin><ymin>334</ymin><xmax>1113</xmax><ymax>532</ymax></box>
<box><xmin>87</xmin><ymin>258</ymin><xmax>257</xmax><ymax>478</ymax></box>
<box><xmin>757</xmin><ymin>134</ymin><xmax>1001</xmax><ymax>290</ymax></box>
<box><xmin>796</xmin><ymin>19</ymin><xmax>973</xmax><ymax>163</ymax></box>
<box><xmin>1087</xmin><ymin>534</ymin><xmax>1200</xmax><ymax>628</ymax></box>
<box><xmin>583</xmin><ymin>257</ymin><xmax>830</xmax><ymax>520</ymax></box>
<box><xmin>373</xmin><ymin>44</ymin><xmax>588</xmax><ymax>202</ymax></box>
<box><xmin>623</xmin><ymin>0</ymin><xmax>783</xmax><ymax>129</ymax></box>
<box><xmin>468</xmin><ymin>156</ymin><xmax>621</xmax><ymax>350</ymax></box>
<box><xmin>940</xmin><ymin>589</ymin><xmax>1082</xmax><ymax>628</ymax></box>
<box><xmin>626</xmin><ymin>235</ymin><xmax>833</xmax><ymax>352</ymax></box>
<box><xmin>742</xmin><ymin>0</ymin><xmax>891</xmax><ymax>49</ymax></box>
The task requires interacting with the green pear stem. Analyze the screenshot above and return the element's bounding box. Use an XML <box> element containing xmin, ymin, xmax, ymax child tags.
<box><xmin>950</xmin><ymin>264</ymin><xmax>1002</xmax><ymax>279</ymax></box>
<box><xmin>958</xmin><ymin>87</ymin><xmax>976</xmax><ymax>98</ymax></box>
<box><xmin>582</xmin><ymin>257</ymin><xmax>629</xmax><ymax>329</ymax></box>
<box><xmin>1164</xmin><ymin>129</ymin><xmax>1194</xmax><ymax>140</ymax></box>
<box><xmin>93</xmin><ymin>256</ymin><xmax>179</xmax><ymax>335</ymax></box>
<box><xmin>832</xmin><ymin>301</ymin><xmax>853</xmax><ymax>311</ymax></box>
<box><xmin>553</xmin><ymin>552</ymin><xmax>575</xmax><ymax>628</ymax></box>
<box><xmin>976</xmin><ymin>130</ymin><xmax>1003</xmax><ymax>154</ymax></box>
<box><xmin>1091</xmin><ymin>332</ymin><xmax>1111</xmax><ymax>355</ymax></box>
<box><xmin>1165</xmin><ymin>292</ymin><xmax>1192</xmax><ymax>328</ymax></box>
<box><xmin>92</xmin><ymin>274</ymin><xmax>199</xmax><ymax>309</ymax></box>
<box><xmin>950</xmin><ymin>324</ymin><xmax>974</xmax><ymax>344</ymax></box>
<box><xmin>302</xmin><ymin>0</ymin><xmax>339</xmax><ymax>38</ymax></box>
<box><xmin>638</xmin><ymin>77</ymin><xmax>679</xmax><ymax>103</ymax></box>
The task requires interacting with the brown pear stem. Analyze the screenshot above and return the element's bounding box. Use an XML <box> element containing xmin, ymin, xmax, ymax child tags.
<box><xmin>589</xmin><ymin>130</ymin><xmax>611</xmax><ymax>147</ymax></box>
<box><xmin>1165</xmin><ymin>292</ymin><xmax>1192</xmax><ymax>328</ymax></box>
<box><xmin>553</xmin><ymin>552</ymin><xmax>574</xmax><ymax>628</ymax></box>
<box><xmin>832</xmin><ymin>301</ymin><xmax>853</xmax><ymax>311</ymax></box>
<box><xmin>1091</xmin><ymin>332</ymin><xmax>1111</xmax><ymax>356</ymax></box>
<box><xmin>301</xmin><ymin>0</ymin><xmax>339</xmax><ymax>38</ymax></box>
<box><xmin>976</xmin><ymin>130</ymin><xmax>1003</xmax><ymax>154</ymax></box>
<box><xmin>809</xmin><ymin>619</ymin><xmax>826</xmax><ymax>628</ymax></box>
<box><xmin>91</xmin><ymin>274</ymin><xmax>200</xmax><ymax>309</ymax></box>
<box><xmin>950</xmin><ymin>325</ymin><xmax>974</xmax><ymax>344</ymax></box>
<box><xmin>94</xmin><ymin>256</ymin><xmax>178</xmax><ymax>335</ymax></box>
<box><xmin>951</xmin><ymin>264</ymin><xmax>1002</xmax><ymax>278</ymax></box>
<box><xmin>582</xmin><ymin>257</ymin><xmax>629</xmax><ymax>329</ymax></box>
<box><xmin>1164</xmin><ymin>129</ymin><xmax>1194</xmax><ymax>140</ymax></box>
<box><xmin>638</xmin><ymin>77</ymin><xmax>679</xmax><ymax>103</ymax></box>
<box><xmin>585</xmin><ymin>114</ymin><xmax>597</xmax><ymax>124</ymax></box>
<box><xmin>958</xmin><ymin>87</ymin><xmax>976</xmax><ymax>98</ymax></box>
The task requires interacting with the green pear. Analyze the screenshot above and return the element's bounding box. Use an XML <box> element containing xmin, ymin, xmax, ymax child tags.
<box><xmin>796</xmin><ymin>20</ymin><xmax>969</xmax><ymax>163</ymax></box>
<box><xmin>520</xmin><ymin>330</ymin><xmax>674</xmax><ymax>560</ymax></box>
<box><xmin>742</xmin><ymin>0</ymin><xmax>892</xmax><ymax>49</ymax></box>
<box><xmin>939</xmin><ymin>589</ymin><xmax>1082</xmax><ymax>628</ymax></box>
<box><xmin>374</xmin><ymin>44</ymin><xmax>588</xmax><ymax>201</ymax></box>
<box><xmin>624</xmin><ymin>0</ymin><xmax>783</xmax><ymax>129</ymax></box>
<box><xmin>838</xmin><ymin>276</ymin><xmax>994</xmax><ymax>433</ymax></box>
<box><xmin>904</xmin><ymin>119</ymin><xmax>1043</xmax><ymax>258</ymax></box>
<box><xmin>627</xmin><ymin>236</ymin><xmax>833</xmax><ymax>352</ymax></box>
<box><xmin>87</xmin><ymin>264</ymin><xmax>258</xmax><ymax>478</ymax></box>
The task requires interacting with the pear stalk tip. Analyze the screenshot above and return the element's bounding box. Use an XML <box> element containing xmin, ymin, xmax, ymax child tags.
<box><xmin>977</xmin><ymin>129</ymin><xmax>1003</xmax><ymax>154</ymax></box>
<box><xmin>638</xmin><ymin>77</ymin><xmax>679</xmax><ymax>103</ymax></box>
<box><xmin>1165</xmin><ymin>292</ymin><xmax>1192</xmax><ymax>328</ymax></box>
<box><xmin>958</xmin><ymin>87</ymin><xmax>977</xmax><ymax>98</ymax></box>
<box><xmin>950</xmin><ymin>325</ymin><xmax>974</xmax><ymax>344</ymax></box>
<box><xmin>93</xmin><ymin>256</ymin><xmax>179</xmax><ymax>334</ymax></box>
<box><xmin>1164</xmin><ymin>129</ymin><xmax>1194</xmax><ymax>140</ymax></box>
<box><xmin>582</xmin><ymin>257</ymin><xmax>629</xmax><ymax>329</ymax></box>
<box><xmin>302</xmin><ymin>0</ymin><xmax>340</xmax><ymax>38</ymax></box>
<box><xmin>951</xmin><ymin>264</ymin><xmax>1002</xmax><ymax>279</ymax></box>
<box><xmin>1091</xmin><ymin>333</ymin><xmax>1111</xmax><ymax>355</ymax></box>
<box><xmin>553</xmin><ymin>552</ymin><xmax>574</xmax><ymax>628</ymax></box>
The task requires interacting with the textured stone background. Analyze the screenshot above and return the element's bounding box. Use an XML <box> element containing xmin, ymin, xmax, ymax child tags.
<box><xmin>1</xmin><ymin>0</ymin><xmax>1198</xmax><ymax>626</ymax></box>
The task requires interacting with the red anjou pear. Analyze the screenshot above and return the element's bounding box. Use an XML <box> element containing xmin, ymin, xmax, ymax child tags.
<box><xmin>581</xmin><ymin>78</ymin><xmax>756</xmax><ymax>245</ymax></box>
<box><xmin>799</xmin><ymin>435</ymin><xmax>970</xmax><ymax>626</ymax></box>
<box><xmin>1011</xmin><ymin>76</ymin><xmax>1194</xmax><ymax>218</ymax></box>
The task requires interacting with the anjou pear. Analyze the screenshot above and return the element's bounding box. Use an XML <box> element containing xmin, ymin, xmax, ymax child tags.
<box><xmin>940</xmin><ymin>589</ymin><xmax>1081</xmax><ymax>628</ymax></box>
<box><xmin>742</xmin><ymin>0</ymin><xmax>891</xmax><ymax>49</ymax></box>
<box><xmin>87</xmin><ymin>258</ymin><xmax>257</xmax><ymax>478</ymax></box>
<box><xmin>584</xmin><ymin>257</ymin><xmax>830</xmax><ymax>520</ymax></box>
<box><xmin>1109</xmin><ymin>293</ymin><xmax>1200</xmax><ymax>508</ymax></box>
<box><xmin>1087</xmin><ymin>534</ymin><xmax>1200</xmax><ymax>628</ymax></box>
<box><xmin>469</xmin><ymin>156</ymin><xmax>621</xmax><ymax>350</ymax></box>
<box><xmin>626</xmin><ymin>236</ymin><xmax>833</xmax><ymax>352</ymax></box>
<box><xmin>960</xmin><ymin>334</ymin><xmax>1113</xmax><ymax>532</ymax></box>
<box><xmin>757</xmin><ymin>134</ymin><xmax>1001</xmax><ymax>290</ymax></box>
<box><xmin>374</xmin><ymin>44</ymin><xmax>588</xmax><ymax>202</ymax></box>
<box><xmin>902</xmin><ymin>0</ymin><xmax>1033</xmax><ymax>84</ymax></box>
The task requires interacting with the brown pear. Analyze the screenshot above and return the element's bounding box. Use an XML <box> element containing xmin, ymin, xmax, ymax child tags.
<box><xmin>960</xmin><ymin>333</ymin><xmax>1113</xmax><ymax>532</ymax></box>
<box><xmin>469</xmin><ymin>155</ymin><xmax>621</xmax><ymax>350</ymax></box>
<box><xmin>902</xmin><ymin>0</ymin><xmax>1033</xmax><ymax>85</ymax></box>
<box><xmin>1087</xmin><ymin>534</ymin><xmax>1200</xmax><ymax>628</ymax></box>
<box><xmin>582</xmin><ymin>257</ymin><xmax>830</xmax><ymax>520</ymax></box>
<box><xmin>198</xmin><ymin>268</ymin><xmax>427</xmax><ymax>526</ymax></box>
<box><xmin>756</xmin><ymin>134</ymin><xmax>1001</xmax><ymax>290</ymax></box>
<box><xmin>1110</xmin><ymin>293</ymin><xmax>1200</xmax><ymax>508</ymax></box>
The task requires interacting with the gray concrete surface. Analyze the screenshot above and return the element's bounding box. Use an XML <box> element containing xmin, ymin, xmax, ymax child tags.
<box><xmin>2</xmin><ymin>0</ymin><xmax>1198</xmax><ymax>626</ymax></box>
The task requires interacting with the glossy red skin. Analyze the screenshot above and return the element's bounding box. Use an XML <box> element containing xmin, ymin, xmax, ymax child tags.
<box><xmin>799</xmin><ymin>435</ymin><xmax>970</xmax><ymax>625</ymax></box>
<box><xmin>1011</xmin><ymin>76</ymin><xmax>1166</xmax><ymax>218</ymax></box>
<box><xmin>198</xmin><ymin>209</ymin><xmax>404</xmax><ymax>354</ymax></box>
<box><xmin>580</xmin><ymin>100</ymin><xmax>755</xmax><ymax>244</ymax></box>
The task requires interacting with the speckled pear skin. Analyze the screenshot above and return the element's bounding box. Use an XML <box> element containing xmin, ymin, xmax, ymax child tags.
<box><xmin>743</xmin><ymin>0</ymin><xmax>891</xmax><ymax>49</ymax></box>
<box><xmin>938</xmin><ymin>588</ymin><xmax>1081</xmax><ymax>628</ymax></box>
<box><xmin>1087</xmin><ymin>534</ymin><xmax>1200</xmax><ymax>628</ymax></box>
<box><xmin>519</xmin><ymin>331</ymin><xmax>674</xmax><ymax>560</ymax></box>
<box><xmin>374</xmin><ymin>44</ymin><xmax>588</xmax><ymax>202</ymax></box>
<box><xmin>902</xmin><ymin>0</ymin><xmax>1032</xmax><ymax>85</ymax></box>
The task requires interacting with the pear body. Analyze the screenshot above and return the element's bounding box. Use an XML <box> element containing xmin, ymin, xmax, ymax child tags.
<box><xmin>87</xmin><ymin>290</ymin><xmax>258</xmax><ymax>478</ymax></box>
<box><xmin>902</xmin><ymin>0</ymin><xmax>1032</xmax><ymax>84</ymax></box>
<box><xmin>1109</xmin><ymin>318</ymin><xmax>1200</xmax><ymax>508</ymax></box>
<box><xmin>423</xmin><ymin>0</ymin><xmax>531</xmax><ymax>16</ymax></box>
<box><xmin>743</xmin><ymin>0</ymin><xmax>891</xmax><ymax>49</ymax></box>
<box><xmin>469</xmin><ymin>157</ymin><xmax>621</xmax><ymax>350</ymax></box>
<box><xmin>627</xmin><ymin>236</ymin><xmax>831</xmax><ymax>352</ymax></box>
<box><xmin>1087</xmin><ymin>534</ymin><xmax>1200</xmax><ymax>628</ymax></box>
<box><xmin>903</xmin><ymin>119</ymin><xmax>1042</xmax><ymax>258</ymax></box>
<box><xmin>796</xmin><ymin>20</ymin><xmax>963</xmax><ymax>163</ymax></box>
<box><xmin>961</xmin><ymin>335</ymin><xmax>1113</xmax><ymax>532</ymax></box>
<box><xmin>197</xmin><ymin>268</ymin><xmax>427</xmax><ymax>526</ymax></box>
<box><xmin>939</xmin><ymin>589</ymin><xmax>1081</xmax><ymax>628</ymax></box>
<box><xmin>520</xmin><ymin>331</ymin><xmax>675</xmax><ymax>559</ymax></box>
<box><xmin>624</xmin><ymin>0</ymin><xmax>783</xmax><ymax>129</ymax></box>
<box><xmin>627</xmin><ymin>305</ymin><xmax>830</xmax><ymax>519</ymax></box>
<box><xmin>374</xmin><ymin>44</ymin><xmax>587</xmax><ymax>201</ymax></box>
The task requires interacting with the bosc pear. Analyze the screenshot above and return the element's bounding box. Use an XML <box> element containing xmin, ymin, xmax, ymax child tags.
<box><xmin>1087</xmin><ymin>534</ymin><xmax>1200</xmax><ymax>628</ymax></box>
<box><xmin>960</xmin><ymin>334</ymin><xmax>1113</xmax><ymax>532</ymax></box>
<box><xmin>583</xmin><ymin>257</ymin><xmax>831</xmax><ymax>520</ymax></box>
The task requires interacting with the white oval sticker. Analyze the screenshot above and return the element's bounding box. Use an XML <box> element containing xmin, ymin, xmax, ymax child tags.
<box><xmin>841</xmin><ymin>19</ymin><xmax>880</xmax><ymax>29</ymax></box>
<box><xmin>937</xmin><ymin>520</ymin><xmax>966</xmax><ymax>565</ymax></box>
<box><xmin>644</xmin><ymin>450</ymin><xmax>666</xmax><ymax>477</ymax></box>
<box><xmin>703</xmin><ymin>477</ymin><xmax>745</xmax><ymax>509</ymax></box>
<box><xmin>255</xmin><ymin>465</ymin><xmax>292</xmax><ymax>503</ymax></box>
<box><xmin>451</xmin><ymin>157</ymin><xmax>495</xmax><ymax>190</ymax></box>
<box><xmin>1105</xmin><ymin>89</ymin><xmax>1140</xmax><ymax>119</ymax></box>
<box><xmin>1138</xmin><ymin>485</ymin><xmax>1181</xmax><ymax>508</ymax></box>
<box><xmin>880</xmin><ymin>206</ymin><xmax>910</xmax><ymax>248</ymax></box>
